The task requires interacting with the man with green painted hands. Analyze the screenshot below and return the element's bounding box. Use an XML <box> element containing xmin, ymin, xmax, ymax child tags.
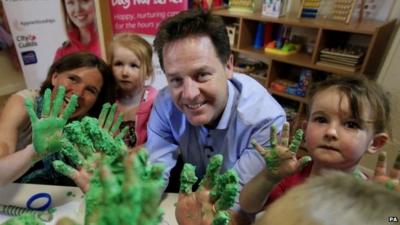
<box><xmin>176</xmin><ymin>154</ymin><xmax>241</xmax><ymax>225</ymax></box>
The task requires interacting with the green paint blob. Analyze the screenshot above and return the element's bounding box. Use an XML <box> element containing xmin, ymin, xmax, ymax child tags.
<box><xmin>289</xmin><ymin>129</ymin><xmax>303</xmax><ymax>153</ymax></box>
<box><xmin>212</xmin><ymin>211</ymin><xmax>230</xmax><ymax>225</ymax></box>
<box><xmin>180</xmin><ymin>164</ymin><xmax>198</xmax><ymax>194</ymax></box>
<box><xmin>212</xmin><ymin>170</ymin><xmax>238</xmax><ymax>211</ymax></box>
<box><xmin>53</xmin><ymin>160</ymin><xmax>75</xmax><ymax>177</ymax></box>
<box><xmin>265</xmin><ymin>149</ymin><xmax>280</xmax><ymax>172</ymax></box>
<box><xmin>200</xmin><ymin>154</ymin><xmax>222</xmax><ymax>188</ymax></box>
<box><xmin>2</xmin><ymin>213</ymin><xmax>45</xmax><ymax>225</ymax></box>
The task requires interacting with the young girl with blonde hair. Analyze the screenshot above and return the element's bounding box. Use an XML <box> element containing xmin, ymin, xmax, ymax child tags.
<box><xmin>108</xmin><ymin>33</ymin><xmax>157</xmax><ymax>148</ymax></box>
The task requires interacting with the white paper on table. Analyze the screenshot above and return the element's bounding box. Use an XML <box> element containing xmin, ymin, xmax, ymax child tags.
<box><xmin>0</xmin><ymin>183</ymin><xmax>85</xmax><ymax>224</ymax></box>
<box><xmin>0</xmin><ymin>184</ymin><xmax>178</xmax><ymax>225</ymax></box>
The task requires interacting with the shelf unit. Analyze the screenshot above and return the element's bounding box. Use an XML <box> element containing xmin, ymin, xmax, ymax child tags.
<box><xmin>213</xmin><ymin>8</ymin><xmax>396</xmax><ymax>130</ymax></box>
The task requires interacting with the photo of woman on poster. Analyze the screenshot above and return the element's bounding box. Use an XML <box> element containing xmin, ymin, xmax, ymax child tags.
<box><xmin>54</xmin><ymin>0</ymin><xmax>101</xmax><ymax>60</ymax></box>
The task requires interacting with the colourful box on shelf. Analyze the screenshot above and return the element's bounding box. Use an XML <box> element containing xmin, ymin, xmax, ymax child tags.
<box><xmin>287</xmin><ymin>86</ymin><xmax>305</xmax><ymax>97</ymax></box>
<box><xmin>262</xmin><ymin>0</ymin><xmax>287</xmax><ymax>17</ymax></box>
<box><xmin>271</xmin><ymin>82</ymin><xmax>286</xmax><ymax>92</ymax></box>
<box><xmin>229</xmin><ymin>0</ymin><xmax>257</xmax><ymax>12</ymax></box>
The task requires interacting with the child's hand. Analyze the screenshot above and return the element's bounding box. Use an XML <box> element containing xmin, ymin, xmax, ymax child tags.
<box><xmin>52</xmin><ymin>103</ymin><xmax>128</xmax><ymax>192</ymax></box>
<box><xmin>176</xmin><ymin>155</ymin><xmax>245</xmax><ymax>225</ymax></box>
<box><xmin>372</xmin><ymin>151</ymin><xmax>400</xmax><ymax>192</ymax></box>
<box><xmin>252</xmin><ymin>122</ymin><xmax>311</xmax><ymax>180</ymax></box>
<box><xmin>25</xmin><ymin>86</ymin><xmax>77</xmax><ymax>158</ymax></box>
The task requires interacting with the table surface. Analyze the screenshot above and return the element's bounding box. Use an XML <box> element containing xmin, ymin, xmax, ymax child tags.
<box><xmin>0</xmin><ymin>183</ymin><xmax>179</xmax><ymax>225</ymax></box>
<box><xmin>160</xmin><ymin>193</ymin><xmax>179</xmax><ymax>225</ymax></box>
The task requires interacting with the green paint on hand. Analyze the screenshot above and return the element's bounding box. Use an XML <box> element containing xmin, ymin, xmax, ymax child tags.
<box><xmin>2</xmin><ymin>213</ymin><xmax>45</xmax><ymax>225</ymax></box>
<box><xmin>53</xmin><ymin>160</ymin><xmax>75</xmax><ymax>177</ymax></box>
<box><xmin>212</xmin><ymin>170</ymin><xmax>238</xmax><ymax>211</ymax></box>
<box><xmin>180</xmin><ymin>164</ymin><xmax>198</xmax><ymax>194</ymax></box>
<box><xmin>212</xmin><ymin>211</ymin><xmax>230</xmax><ymax>225</ymax></box>
<box><xmin>289</xmin><ymin>129</ymin><xmax>303</xmax><ymax>153</ymax></box>
<box><xmin>265</xmin><ymin>149</ymin><xmax>280</xmax><ymax>172</ymax></box>
<box><xmin>200</xmin><ymin>154</ymin><xmax>222</xmax><ymax>188</ymax></box>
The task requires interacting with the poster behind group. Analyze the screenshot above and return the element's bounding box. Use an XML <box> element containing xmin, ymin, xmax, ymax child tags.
<box><xmin>110</xmin><ymin>0</ymin><xmax>188</xmax><ymax>35</ymax></box>
<box><xmin>2</xmin><ymin>0</ymin><xmax>66</xmax><ymax>89</ymax></box>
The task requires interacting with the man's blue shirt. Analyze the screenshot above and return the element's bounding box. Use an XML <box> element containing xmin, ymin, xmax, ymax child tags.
<box><xmin>146</xmin><ymin>73</ymin><xmax>286</xmax><ymax>189</ymax></box>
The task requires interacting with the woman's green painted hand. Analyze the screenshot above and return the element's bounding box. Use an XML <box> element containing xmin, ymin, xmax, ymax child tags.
<box><xmin>52</xmin><ymin>103</ymin><xmax>128</xmax><ymax>192</ymax></box>
<box><xmin>25</xmin><ymin>86</ymin><xmax>77</xmax><ymax>157</ymax></box>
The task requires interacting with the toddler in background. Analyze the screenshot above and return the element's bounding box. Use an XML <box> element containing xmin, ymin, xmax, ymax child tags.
<box><xmin>108</xmin><ymin>33</ymin><xmax>157</xmax><ymax>148</ymax></box>
<box><xmin>240</xmin><ymin>76</ymin><xmax>394</xmax><ymax>213</ymax></box>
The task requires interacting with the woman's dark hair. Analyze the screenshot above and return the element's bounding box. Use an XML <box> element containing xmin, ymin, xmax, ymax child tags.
<box><xmin>154</xmin><ymin>9</ymin><xmax>231</xmax><ymax>70</ymax></box>
<box><xmin>40</xmin><ymin>52</ymin><xmax>115</xmax><ymax>117</ymax></box>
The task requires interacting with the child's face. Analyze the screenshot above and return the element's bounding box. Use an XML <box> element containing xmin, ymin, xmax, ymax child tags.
<box><xmin>112</xmin><ymin>45</ymin><xmax>143</xmax><ymax>93</ymax></box>
<box><xmin>305</xmin><ymin>87</ymin><xmax>375</xmax><ymax>171</ymax></box>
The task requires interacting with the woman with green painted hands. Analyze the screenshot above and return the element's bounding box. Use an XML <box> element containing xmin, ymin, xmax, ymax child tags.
<box><xmin>51</xmin><ymin>103</ymin><xmax>129</xmax><ymax>192</ymax></box>
<box><xmin>0</xmin><ymin>52</ymin><xmax>115</xmax><ymax>186</ymax></box>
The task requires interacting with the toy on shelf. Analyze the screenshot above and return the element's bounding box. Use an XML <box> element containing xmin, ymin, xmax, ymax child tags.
<box><xmin>317</xmin><ymin>45</ymin><xmax>366</xmax><ymax>72</ymax></box>
<box><xmin>262</xmin><ymin>0</ymin><xmax>287</xmax><ymax>18</ymax></box>
<box><xmin>263</xmin><ymin>24</ymin><xmax>301</xmax><ymax>56</ymax></box>
<box><xmin>298</xmin><ymin>0</ymin><xmax>321</xmax><ymax>18</ymax></box>
<box><xmin>229</xmin><ymin>0</ymin><xmax>257</xmax><ymax>13</ymax></box>
<box><xmin>234</xmin><ymin>53</ymin><xmax>268</xmax><ymax>78</ymax></box>
<box><xmin>271</xmin><ymin>79</ymin><xmax>296</xmax><ymax>93</ymax></box>
<box><xmin>270</xmin><ymin>69</ymin><xmax>312</xmax><ymax>97</ymax></box>
<box><xmin>265</xmin><ymin>41</ymin><xmax>300</xmax><ymax>56</ymax></box>
<box><xmin>226</xmin><ymin>23</ymin><xmax>239</xmax><ymax>47</ymax></box>
<box><xmin>331</xmin><ymin>0</ymin><xmax>357</xmax><ymax>23</ymax></box>
<box><xmin>253</xmin><ymin>23</ymin><xmax>265</xmax><ymax>49</ymax></box>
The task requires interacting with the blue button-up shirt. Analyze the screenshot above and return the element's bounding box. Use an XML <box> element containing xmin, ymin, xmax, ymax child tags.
<box><xmin>147</xmin><ymin>73</ymin><xmax>286</xmax><ymax>190</ymax></box>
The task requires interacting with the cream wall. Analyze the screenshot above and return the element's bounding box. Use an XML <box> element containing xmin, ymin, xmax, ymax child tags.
<box><xmin>360</xmin><ymin>2</ymin><xmax>400</xmax><ymax>173</ymax></box>
<box><xmin>0</xmin><ymin>51</ymin><xmax>26</xmax><ymax>111</ymax></box>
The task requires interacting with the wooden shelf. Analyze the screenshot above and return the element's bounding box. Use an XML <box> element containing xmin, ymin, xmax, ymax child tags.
<box><xmin>214</xmin><ymin>8</ymin><xmax>396</xmax><ymax>130</ymax></box>
<box><xmin>268</xmin><ymin>89</ymin><xmax>307</xmax><ymax>104</ymax></box>
<box><xmin>214</xmin><ymin>8</ymin><xmax>391</xmax><ymax>34</ymax></box>
<box><xmin>234</xmin><ymin>47</ymin><xmax>362</xmax><ymax>76</ymax></box>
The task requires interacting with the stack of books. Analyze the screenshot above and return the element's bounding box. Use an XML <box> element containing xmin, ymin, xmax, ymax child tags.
<box><xmin>317</xmin><ymin>46</ymin><xmax>366</xmax><ymax>72</ymax></box>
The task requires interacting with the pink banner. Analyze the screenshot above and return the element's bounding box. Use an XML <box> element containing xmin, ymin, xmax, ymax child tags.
<box><xmin>110</xmin><ymin>0</ymin><xmax>188</xmax><ymax>35</ymax></box>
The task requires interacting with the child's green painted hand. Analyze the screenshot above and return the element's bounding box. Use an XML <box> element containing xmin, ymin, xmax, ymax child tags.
<box><xmin>252</xmin><ymin>122</ymin><xmax>311</xmax><ymax>180</ymax></box>
<box><xmin>25</xmin><ymin>86</ymin><xmax>77</xmax><ymax>157</ymax></box>
<box><xmin>176</xmin><ymin>155</ymin><xmax>242</xmax><ymax>225</ymax></box>
<box><xmin>372</xmin><ymin>151</ymin><xmax>400</xmax><ymax>192</ymax></box>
